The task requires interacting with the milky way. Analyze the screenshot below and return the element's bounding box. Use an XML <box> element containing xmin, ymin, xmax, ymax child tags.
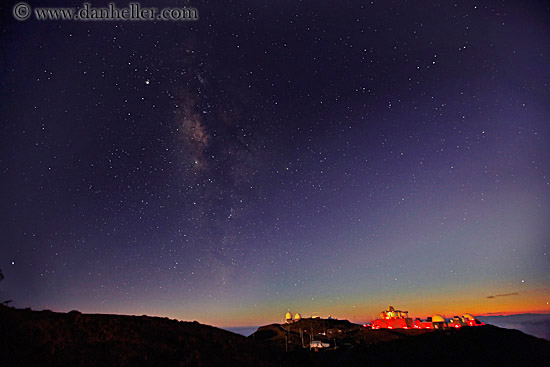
<box><xmin>1</xmin><ymin>0</ymin><xmax>549</xmax><ymax>326</ymax></box>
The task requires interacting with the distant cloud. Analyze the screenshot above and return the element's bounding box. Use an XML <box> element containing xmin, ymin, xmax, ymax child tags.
<box><xmin>486</xmin><ymin>292</ymin><xmax>519</xmax><ymax>299</ymax></box>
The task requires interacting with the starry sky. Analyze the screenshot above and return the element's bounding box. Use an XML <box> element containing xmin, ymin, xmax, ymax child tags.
<box><xmin>1</xmin><ymin>0</ymin><xmax>549</xmax><ymax>327</ymax></box>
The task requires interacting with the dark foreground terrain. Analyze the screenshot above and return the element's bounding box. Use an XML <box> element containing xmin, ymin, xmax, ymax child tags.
<box><xmin>1</xmin><ymin>305</ymin><xmax>549</xmax><ymax>366</ymax></box>
<box><xmin>0</xmin><ymin>305</ymin><xmax>274</xmax><ymax>366</ymax></box>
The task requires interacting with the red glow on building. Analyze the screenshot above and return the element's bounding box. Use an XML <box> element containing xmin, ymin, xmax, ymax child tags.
<box><xmin>371</xmin><ymin>307</ymin><xmax>485</xmax><ymax>330</ymax></box>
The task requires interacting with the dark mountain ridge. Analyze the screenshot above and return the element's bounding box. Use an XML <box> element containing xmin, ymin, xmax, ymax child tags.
<box><xmin>1</xmin><ymin>306</ymin><xmax>549</xmax><ymax>366</ymax></box>
<box><xmin>0</xmin><ymin>305</ymin><xmax>275</xmax><ymax>366</ymax></box>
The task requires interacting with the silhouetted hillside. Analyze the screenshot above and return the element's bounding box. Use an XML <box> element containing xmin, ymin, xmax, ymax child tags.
<box><xmin>0</xmin><ymin>305</ymin><xmax>276</xmax><ymax>367</ymax></box>
<box><xmin>252</xmin><ymin>318</ymin><xmax>434</xmax><ymax>349</ymax></box>
<box><xmin>1</xmin><ymin>306</ymin><xmax>549</xmax><ymax>366</ymax></box>
<box><xmin>285</xmin><ymin>324</ymin><xmax>550</xmax><ymax>367</ymax></box>
<box><xmin>250</xmin><ymin>318</ymin><xmax>550</xmax><ymax>366</ymax></box>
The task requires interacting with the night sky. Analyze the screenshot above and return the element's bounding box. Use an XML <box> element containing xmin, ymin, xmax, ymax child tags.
<box><xmin>1</xmin><ymin>0</ymin><xmax>549</xmax><ymax>327</ymax></box>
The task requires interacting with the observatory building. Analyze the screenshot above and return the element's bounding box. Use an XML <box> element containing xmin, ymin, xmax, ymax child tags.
<box><xmin>285</xmin><ymin>312</ymin><xmax>293</xmax><ymax>324</ymax></box>
<box><xmin>284</xmin><ymin>311</ymin><xmax>302</xmax><ymax>323</ymax></box>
